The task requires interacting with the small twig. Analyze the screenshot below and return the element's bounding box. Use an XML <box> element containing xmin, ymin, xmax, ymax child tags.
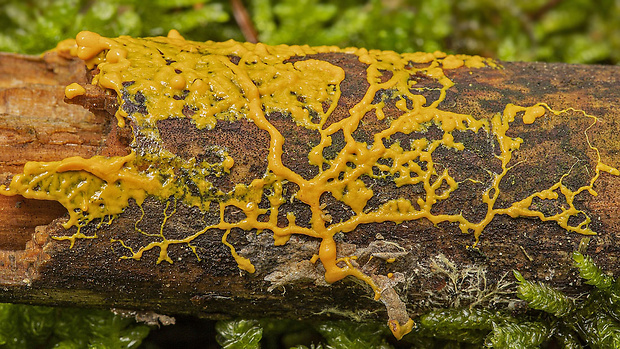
<box><xmin>520</xmin><ymin>245</ymin><xmax>533</xmax><ymax>262</ymax></box>
<box><xmin>230</xmin><ymin>0</ymin><xmax>259</xmax><ymax>43</ymax></box>
<box><xmin>529</xmin><ymin>0</ymin><xmax>565</xmax><ymax>20</ymax></box>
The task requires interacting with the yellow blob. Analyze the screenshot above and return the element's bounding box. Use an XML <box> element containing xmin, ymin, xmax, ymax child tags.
<box><xmin>64</xmin><ymin>83</ymin><xmax>86</xmax><ymax>99</ymax></box>
<box><xmin>523</xmin><ymin>104</ymin><xmax>546</xmax><ymax>124</ymax></box>
<box><xmin>442</xmin><ymin>55</ymin><xmax>464</xmax><ymax>69</ymax></box>
<box><xmin>389</xmin><ymin>318</ymin><xmax>415</xmax><ymax>340</ymax></box>
<box><xmin>167</xmin><ymin>29</ymin><xmax>185</xmax><ymax>40</ymax></box>
<box><xmin>169</xmin><ymin>75</ymin><xmax>186</xmax><ymax>90</ymax></box>
<box><xmin>310</xmin><ymin>254</ymin><xmax>320</xmax><ymax>263</ymax></box>
<box><xmin>75</xmin><ymin>31</ymin><xmax>114</xmax><ymax>63</ymax></box>
<box><xmin>222</xmin><ymin>156</ymin><xmax>234</xmax><ymax>171</ymax></box>
<box><xmin>105</xmin><ymin>48</ymin><xmax>127</xmax><ymax>63</ymax></box>
<box><xmin>51</xmin><ymin>38</ymin><xmax>77</xmax><ymax>56</ymax></box>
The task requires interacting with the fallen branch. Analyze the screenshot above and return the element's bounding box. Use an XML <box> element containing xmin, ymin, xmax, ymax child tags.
<box><xmin>1</xmin><ymin>33</ymin><xmax>620</xmax><ymax>339</ymax></box>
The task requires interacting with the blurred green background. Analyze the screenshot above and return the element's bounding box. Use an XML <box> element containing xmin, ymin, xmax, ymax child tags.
<box><xmin>1</xmin><ymin>0</ymin><xmax>619</xmax><ymax>64</ymax></box>
<box><xmin>2</xmin><ymin>0</ymin><xmax>620</xmax><ymax>348</ymax></box>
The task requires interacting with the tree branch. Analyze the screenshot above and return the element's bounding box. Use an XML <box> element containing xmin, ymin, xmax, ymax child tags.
<box><xmin>1</xmin><ymin>41</ymin><xmax>620</xmax><ymax>335</ymax></box>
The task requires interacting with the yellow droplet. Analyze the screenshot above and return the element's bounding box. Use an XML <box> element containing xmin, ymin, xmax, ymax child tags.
<box><xmin>389</xmin><ymin>318</ymin><xmax>415</xmax><ymax>340</ymax></box>
<box><xmin>170</xmin><ymin>75</ymin><xmax>186</xmax><ymax>90</ymax></box>
<box><xmin>223</xmin><ymin>156</ymin><xmax>234</xmax><ymax>171</ymax></box>
<box><xmin>64</xmin><ymin>83</ymin><xmax>86</xmax><ymax>99</ymax></box>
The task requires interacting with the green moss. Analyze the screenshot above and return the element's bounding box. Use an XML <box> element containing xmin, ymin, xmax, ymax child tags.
<box><xmin>485</xmin><ymin>321</ymin><xmax>551</xmax><ymax>349</ymax></box>
<box><xmin>514</xmin><ymin>270</ymin><xmax>575</xmax><ymax>317</ymax></box>
<box><xmin>215</xmin><ymin>319</ymin><xmax>262</xmax><ymax>349</ymax></box>
<box><xmin>2</xmin><ymin>0</ymin><xmax>620</xmax><ymax>64</ymax></box>
<box><xmin>552</xmin><ymin>324</ymin><xmax>582</xmax><ymax>349</ymax></box>
<box><xmin>573</xmin><ymin>251</ymin><xmax>615</xmax><ymax>292</ymax></box>
<box><xmin>0</xmin><ymin>0</ymin><xmax>234</xmax><ymax>54</ymax></box>
<box><xmin>315</xmin><ymin>320</ymin><xmax>393</xmax><ymax>349</ymax></box>
<box><xmin>510</xmin><ymin>239</ymin><xmax>620</xmax><ymax>348</ymax></box>
<box><xmin>0</xmin><ymin>304</ymin><xmax>150</xmax><ymax>349</ymax></box>
<box><xmin>415</xmin><ymin>308</ymin><xmax>505</xmax><ymax>344</ymax></box>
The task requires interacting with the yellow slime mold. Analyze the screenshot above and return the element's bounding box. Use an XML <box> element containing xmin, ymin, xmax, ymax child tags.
<box><xmin>2</xmin><ymin>30</ymin><xmax>618</xmax><ymax>339</ymax></box>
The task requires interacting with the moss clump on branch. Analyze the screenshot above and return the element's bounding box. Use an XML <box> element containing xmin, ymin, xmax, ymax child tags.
<box><xmin>511</xmin><ymin>239</ymin><xmax>620</xmax><ymax>348</ymax></box>
<box><xmin>513</xmin><ymin>270</ymin><xmax>575</xmax><ymax>318</ymax></box>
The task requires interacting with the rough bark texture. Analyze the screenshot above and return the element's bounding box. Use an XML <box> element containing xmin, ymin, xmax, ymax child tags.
<box><xmin>1</xmin><ymin>51</ymin><xmax>620</xmax><ymax>323</ymax></box>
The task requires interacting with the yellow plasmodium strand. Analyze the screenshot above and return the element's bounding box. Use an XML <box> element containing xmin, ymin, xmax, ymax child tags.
<box><xmin>495</xmin><ymin>104</ymin><xmax>620</xmax><ymax>235</ymax></box>
<box><xmin>222</xmin><ymin>229</ymin><xmax>255</xmax><ymax>273</ymax></box>
<box><xmin>3</xmin><ymin>31</ymin><xmax>618</xmax><ymax>340</ymax></box>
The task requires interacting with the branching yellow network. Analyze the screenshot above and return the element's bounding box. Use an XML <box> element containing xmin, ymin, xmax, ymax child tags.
<box><xmin>1</xmin><ymin>30</ymin><xmax>618</xmax><ymax>339</ymax></box>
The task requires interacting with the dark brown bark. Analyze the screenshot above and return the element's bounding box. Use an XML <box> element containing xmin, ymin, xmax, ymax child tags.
<box><xmin>1</xmin><ymin>50</ymin><xmax>620</xmax><ymax>325</ymax></box>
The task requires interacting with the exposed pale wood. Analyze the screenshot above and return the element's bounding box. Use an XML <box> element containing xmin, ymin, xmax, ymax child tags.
<box><xmin>0</xmin><ymin>52</ymin><xmax>106</xmax><ymax>250</ymax></box>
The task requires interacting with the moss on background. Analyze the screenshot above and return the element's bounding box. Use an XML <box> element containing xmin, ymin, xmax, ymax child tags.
<box><xmin>0</xmin><ymin>305</ymin><xmax>150</xmax><ymax>348</ymax></box>
<box><xmin>1</xmin><ymin>0</ymin><xmax>619</xmax><ymax>64</ymax></box>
